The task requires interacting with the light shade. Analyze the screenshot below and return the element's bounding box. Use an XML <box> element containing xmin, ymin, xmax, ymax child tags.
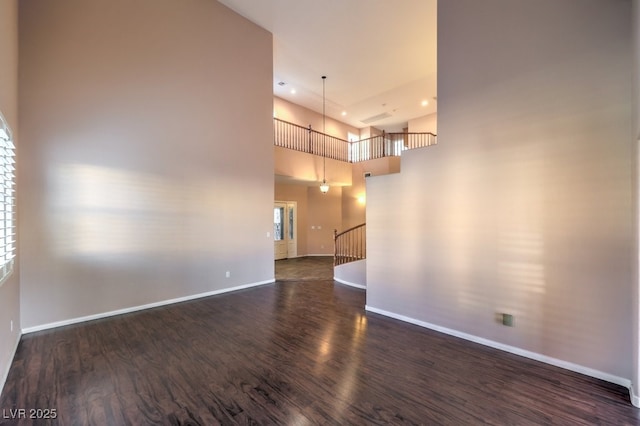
<box><xmin>320</xmin><ymin>181</ymin><xmax>329</xmax><ymax>194</ymax></box>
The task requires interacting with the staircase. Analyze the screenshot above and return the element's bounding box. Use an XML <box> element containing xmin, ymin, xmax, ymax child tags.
<box><xmin>334</xmin><ymin>223</ymin><xmax>366</xmax><ymax>266</ymax></box>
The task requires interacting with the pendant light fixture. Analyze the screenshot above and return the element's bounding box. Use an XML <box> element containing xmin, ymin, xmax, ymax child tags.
<box><xmin>319</xmin><ymin>75</ymin><xmax>330</xmax><ymax>194</ymax></box>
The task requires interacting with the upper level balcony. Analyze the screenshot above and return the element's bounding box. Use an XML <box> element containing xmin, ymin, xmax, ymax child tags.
<box><xmin>274</xmin><ymin>118</ymin><xmax>437</xmax><ymax>186</ymax></box>
<box><xmin>274</xmin><ymin>118</ymin><xmax>437</xmax><ymax>164</ymax></box>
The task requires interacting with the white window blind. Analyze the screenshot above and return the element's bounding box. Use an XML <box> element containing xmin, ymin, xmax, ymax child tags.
<box><xmin>0</xmin><ymin>112</ymin><xmax>15</xmax><ymax>286</ymax></box>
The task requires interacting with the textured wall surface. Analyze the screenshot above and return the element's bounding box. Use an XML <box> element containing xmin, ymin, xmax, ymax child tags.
<box><xmin>367</xmin><ymin>0</ymin><xmax>634</xmax><ymax>380</ymax></box>
<box><xmin>19</xmin><ymin>0</ymin><xmax>274</xmax><ymax>329</ymax></box>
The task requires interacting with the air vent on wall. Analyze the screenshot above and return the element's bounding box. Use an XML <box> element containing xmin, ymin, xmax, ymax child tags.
<box><xmin>360</xmin><ymin>112</ymin><xmax>391</xmax><ymax>124</ymax></box>
<box><xmin>364</xmin><ymin>172</ymin><xmax>372</xmax><ymax>178</ymax></box>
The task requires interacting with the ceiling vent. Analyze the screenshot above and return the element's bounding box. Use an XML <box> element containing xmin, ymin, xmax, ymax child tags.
<box><xmin>360</xmin><ymin>112</ymin><xmax>391</xmax><ymax>124</ymax></box>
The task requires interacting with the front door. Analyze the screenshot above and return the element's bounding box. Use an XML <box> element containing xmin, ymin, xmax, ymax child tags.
<box><xmin>286</xmin><ymin>202</ymin><xmax>297</xmax><ymax>258</ymax></box>
<box><xmin>274</xmin><ymin>201</ymin><xmax>298</xmax><ymax>260</ymax></box>
<box><xmin>274</xmin><ymin>202</ymin><xmax>287</xmax><ymax>260</ymax></box>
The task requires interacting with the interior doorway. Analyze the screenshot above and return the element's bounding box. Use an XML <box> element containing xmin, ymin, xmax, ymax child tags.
<box><xmin>274</xmin><ymin>201</ymin><xmax>297</xmax><ymax>260</ymax></box>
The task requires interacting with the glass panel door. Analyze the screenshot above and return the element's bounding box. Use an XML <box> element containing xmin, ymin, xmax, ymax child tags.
<box><xmin>274</xmin><ymin>206</ymin><xmax>284</xmax><ymax>241</ymax></box>
<box><xmin>286</xmin><ymin>202</ymin><xmax>297</xmax><ymax>258</ymax></box>
<box><xmin>274</xmin><ymin>203</ymin><xmax>287</xmax><ymax>260</ymax></box>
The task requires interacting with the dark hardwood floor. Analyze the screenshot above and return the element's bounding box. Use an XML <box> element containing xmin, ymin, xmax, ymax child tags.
<box><xmin>275</xmin><ymin>256</ymin><xmax>333</xmax><ymax>281</ymax></box>
<box><xmin>1</xmin><ymin>280</ymin><xmax>639</xmax><ymax>425</ymax></box>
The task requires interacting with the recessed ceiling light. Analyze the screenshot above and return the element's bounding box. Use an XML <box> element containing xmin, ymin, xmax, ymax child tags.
<box><xmin>341</xmin><ymin>111</ymin><xmax>347</xmax><ymax>116</ymax></box>
<box><xmin>421</xmin><ymin>100</ymin><xmax>429</xmax><ymax>107</ymax></box>
<box><xmin>290</xmin><ymin>89</ymin><xmax>296</xmax><ymax>94</ymax></box>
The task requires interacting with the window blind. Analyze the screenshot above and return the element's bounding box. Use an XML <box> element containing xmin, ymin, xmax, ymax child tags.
<box><xmin>0</xmin><ymin>112</ymin><xmax>15</xmax><ymax>285</ymax></box>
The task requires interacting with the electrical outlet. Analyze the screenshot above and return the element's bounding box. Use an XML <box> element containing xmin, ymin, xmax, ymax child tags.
<box><xmin>10</xmin><ymin>320</ymin><xmax>13</xmax><ymax>332</ymax></box>
<box><xmin>502</xmin><ymin>313</ymin><xmax>514</xmax><ymax>327</ymax></box>
<box><xmin>225</xmin><ymin>271</ymin><xmax>231</xmax><ymax>278</ymax></box>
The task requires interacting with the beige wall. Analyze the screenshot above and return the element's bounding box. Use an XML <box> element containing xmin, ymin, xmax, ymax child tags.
<box><xmin>275</xmin><ymin>182</ymin><xmax>343</xmax><ymax>256</ymax></box>
<box><xmin>408</xmin><ymin>113</ymin><xmax>437</xmax><ymax>134</ymax></box>
<box><xmin>633</xmin><ymin>0</ymin><xmax>640</xmax><ymax>406</ymax></box>
<box><xmin>307</xmin><ymin>185</ymin><xmax>342</xmax><ymax>255</ymax></box>
<box><xmin>274</xmin><ymin>183</ymin><xmax>308</xmax><ymax>256</ymax></box>
<box><xmin>275</xmin><ymin>146</ymin><xmax>352</xmax><ymax>186</ymax></box>
<box><xmin>342</xmin><ymin>157</ymin><xmax>401</xmax><ymax>229</ymax></box>
<box><xmin>334</xmin><ymin>259</ymin><xmax>366</xmax><ymax>289</ymax></box>
<box><xmin>341</xmin><ymin>184</ymin><xmax>366</xmax><ymax>230</ymax></box>
<box><xmin>635</xmin><ymin>0</ymin><xmax>640</xmax><ymax>141</ymax></box>
<box><xmin>19</xmin><ymin>0</ymin><xmax>275</xmax><ymax>329</ymax></box>
<box><xmin>368</xmin><ymin>0</ymin><xmax>634</xmax><ymax>385</ymax></box>
<box><xmin>0</xmin><ymin>0</ymin><xmax>19</xmax><ymax>394</ymax></box>
<box><xmin>274</xmin><ymin>152</ymin><xmax>409</xmax><ymax>237</ymax></box>
<box><xmin>359</xmin><ymin>126</ymin><xmax>383</xmax><ymax>140</ymax></box>
<box><xmin>275</xmin><ymin>149</ymin><xmax>402</xmax><ymax>235</ymax></box>
<box><xmin>274</xmin><ymin>97</ymin><xmax>360</xmax><ymax>139</ymax></box>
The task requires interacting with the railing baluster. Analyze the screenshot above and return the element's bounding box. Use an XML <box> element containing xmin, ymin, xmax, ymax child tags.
<box><xmin>334</xmin><ymin>223</ymin><xmax>366</xmax><ymax>266</ymax></box>
<box><xmin>274</xmin><ymin>118</ymin><xmax>436</xmax><ymax>164</ymax></box>
<box><xmin>350</xmin><ymin>231</ymin><xmax>354</xmax><ymax>260</ymax></box>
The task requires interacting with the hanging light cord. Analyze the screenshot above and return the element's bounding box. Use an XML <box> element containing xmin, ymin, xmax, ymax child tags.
<box><xmin>322</xmin><ymin>75</ymin><xmax>326</xmax><ymax>183</ymax></box>
<box><xmin>319</xmin><ymin>75</ymin><xmax>329</xmax><ymax>194</ymax></box>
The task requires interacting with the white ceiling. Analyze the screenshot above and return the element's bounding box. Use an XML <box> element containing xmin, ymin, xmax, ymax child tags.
<box><xmin>217</xmin><ymin>0</ymin><xmax>438</xmax><ymax>132</ymax></box>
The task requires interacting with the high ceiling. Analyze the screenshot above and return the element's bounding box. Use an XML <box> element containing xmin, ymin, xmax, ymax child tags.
<box><xmin>217</xmin><ymin>0</ymin><xmax>437</xmax><ymax>132</ymax></box>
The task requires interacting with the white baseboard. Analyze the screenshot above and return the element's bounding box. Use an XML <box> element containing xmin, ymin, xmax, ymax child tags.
<box><xmin>631</xmin><ymin>383</ymin><xmax>640</xmax><ymax>407</ymax></box>
<box><xmin>0</xmin><ymin>330</ymin><xmax>21</xmax><ymax>397</ymax></box>
<box><xmin>23</xmin><ymin>279</ymin><xmax>275</xmax><ymax>334</ymax></box>
<box><xmin>333</xmin><ymin>277</ymin><xmax>366</xmax><ymax>289</ymax></box>
<box><xmin>365</xmin><ymin>305</ymin><xmax>632</xmax><ymax>392</ymax></box>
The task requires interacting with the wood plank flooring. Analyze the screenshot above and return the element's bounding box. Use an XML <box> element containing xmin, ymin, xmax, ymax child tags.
<box><xmin>275</xmin><ymin>256</ymin><xmax>333</xmax><ymax>281</ymax></box>
<box><xmin>1</xmin><ymin>279</ymin><xmax>639</xmax><ymax>425</ymax></box>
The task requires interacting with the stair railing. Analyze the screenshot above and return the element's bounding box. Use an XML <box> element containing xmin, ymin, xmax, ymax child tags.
<box><xmin>334</xmin><ymin>223</ymin><xmax>366</xmax><ymax>266</ymax></box>
<box><xmin>274</xmin><ymin>118</ymin><xmax>350</xmax><ymax>162</ymax></box>
<box><xmin>274</xmin><ymin>118</ymin><xmax>436</xmax><ymax>163</ymax></box>
<box><xmin>350</xmin><ymin>131</ymin><xmax>437</xmax><ymax>161</ymax></box>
